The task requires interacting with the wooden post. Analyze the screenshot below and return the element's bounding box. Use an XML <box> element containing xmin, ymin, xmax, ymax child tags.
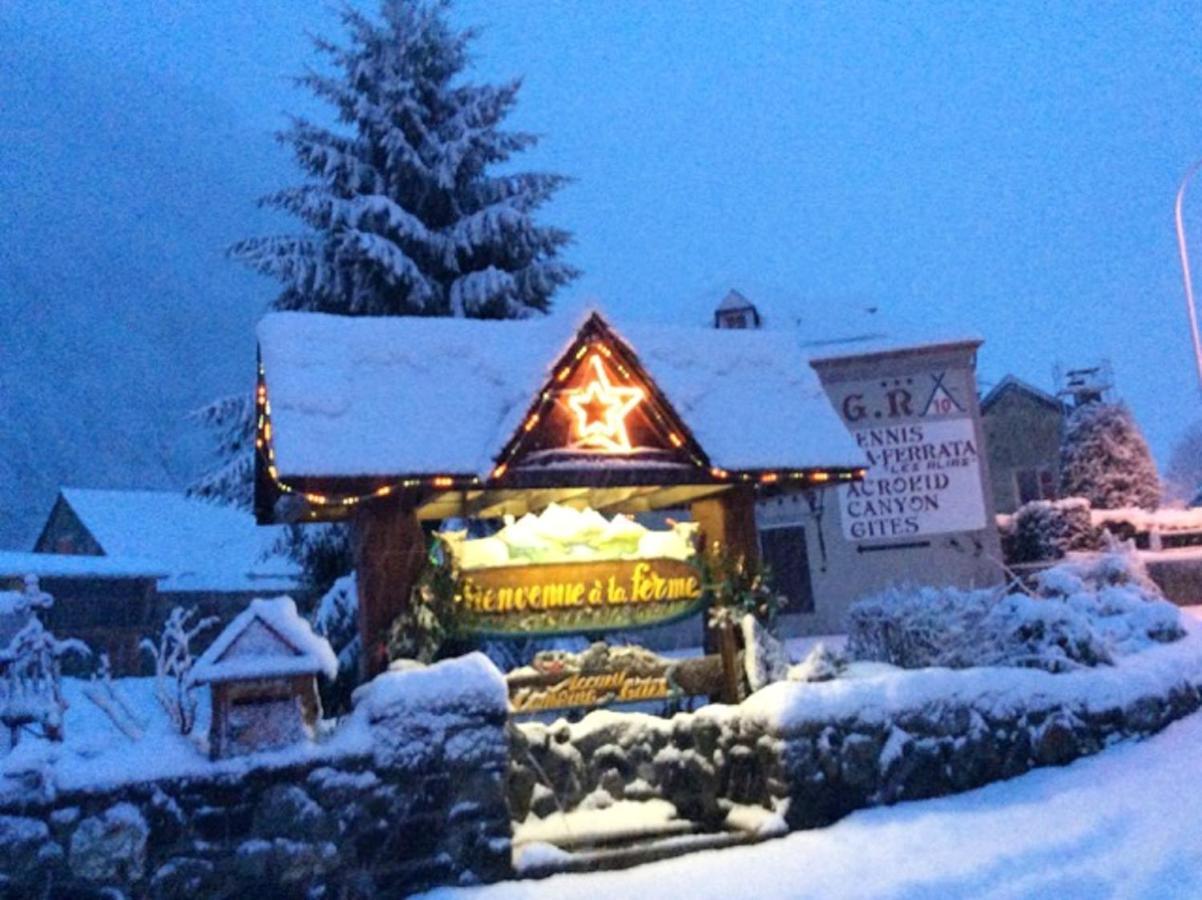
<box><xmin>691</xmin><ymin>486</ymin><xmax>759</xmax><ymax>704</ymax></box>
<box><xmin>353</xmin><ymin>495</ymin><xmax>427</xmax><ymax>680</ymax></box>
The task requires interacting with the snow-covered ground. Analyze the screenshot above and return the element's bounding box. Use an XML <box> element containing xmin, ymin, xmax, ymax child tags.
<box><xmin>425</xmin><ymin>704</ymin><xmax>1202</xmax><ymax>899</ymax></box>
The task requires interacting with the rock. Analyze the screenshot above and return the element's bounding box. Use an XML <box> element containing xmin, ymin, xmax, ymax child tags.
<box><xmin>528</xmin><ymin>783</ymin><xmax>559</xmax><ymax>819</ymax></box>
<box><xmin>692</xmin><ymin>720</ymin><xmax>722</xmax><ymax>758</ymax></box>
<box><xmin>234</xmin><ymin>837</ymin><xmax>339</xmax><ymax>886</ymax></box>
<box><xmin>0</xmin><ymin>815</ymin><xmax>55</xmax><ymax>887</ymax></box>
<box><xmin>593</xmin><ymin>743</ymin><xmax>632</xmax><ymax>777</ymax></box>
<box><xmin>253</xmin><ymin>785</ymin><xmax>336</xmax><ymax>844</ymax></box>
<box><xmin>69</xmin><ymin>802</ymin><xmax>149</xmax><ymax>884</ymax></box>
<box><xmin>150</xmin><ymin>856</ymin><xmax>217</xmax><ymax>896</ymax></box>
<box><xmin>506</xmin><ymin>762</ymin><xmax>537</xmax><ymax>822</ymax></box>
<box><xmin>880</xmin><ymin>738</ymin><xmax>946</xmax><ymax>804</ymax></box>
<box><xmin>840</xmin><ymin>732</ymin><xmax>882</xmax><ymax>790</ymax></box>
<box><xmin>1034</xmin><ymin>714</ymin><xmax>1080</xmax><ymax>767</ymax></box>
<box><xmin>1125</xmin><ymin>696</ymin><xmax>1165</xmax><ymax>733</ymax></box>
<box><xmin>306</xmin><ymin>766</ymin><xmax>381</xmax><ymax>810</ymax></box>
<box><xmin>599</xmin><ymin>767</ymin><xmax>626</xmax><ymax>799</ymax></box>
<box><xmin>721</xmin><ymin>744</ymin><xmax>761</xmax><ymax>804</ymax></box>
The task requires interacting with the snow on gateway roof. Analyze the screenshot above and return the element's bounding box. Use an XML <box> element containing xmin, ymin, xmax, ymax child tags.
<box><xmin>257</xmin><ymin>311</ymin><xmax>866</xmax><ymax>478</ymax></box>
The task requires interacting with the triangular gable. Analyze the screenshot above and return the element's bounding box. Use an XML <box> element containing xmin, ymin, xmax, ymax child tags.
<box><xmin>33</xmin><ymin>493</ymin><xmax>105</xmax><ymax>557</ymax></box>
<box><xmin>490</xmin><ymin>313</ymin><xmax>711</xmax><ymax>480</ymax></box>
<box><xmin>193</xmin><ymin>597</ymin><xmax>338</xmax><ymax>683</ymax></box>
<box><xmin>219</xmin><ymin>617</ymin><xmax>304</xmax><ymax>664</ymax></box>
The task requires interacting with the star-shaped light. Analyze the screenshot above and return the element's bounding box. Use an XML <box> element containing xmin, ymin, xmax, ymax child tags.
<box><xmin>564</xmin><ymin>355</ymin><xmax>644</xmax><ymax>452</ymax></box>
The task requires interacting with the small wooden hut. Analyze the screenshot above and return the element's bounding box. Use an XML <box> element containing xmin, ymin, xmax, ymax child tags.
<box><xmin>191</xmin><ymin>596</ymin><xmax>337</xmax><ymax>759</ymax></box>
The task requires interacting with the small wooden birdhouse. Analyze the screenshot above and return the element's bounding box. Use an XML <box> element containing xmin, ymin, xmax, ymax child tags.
<box><xmin>190</xmin><ymin>596</ymin><xmax>337</xmax><ymax>760</ymax></box>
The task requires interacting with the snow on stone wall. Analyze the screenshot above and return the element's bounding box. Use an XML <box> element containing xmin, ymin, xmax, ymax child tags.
<box><xmin>0</xmin><ymin>655</ymin><xmax>511</xmax><ymax>897</ymax></box>
<box><xmin>511</xmin><ymin>623</ymin><xmax>1202</xmax><ymax>834</ymax></box>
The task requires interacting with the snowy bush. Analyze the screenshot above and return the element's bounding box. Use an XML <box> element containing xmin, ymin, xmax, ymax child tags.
<box><xmin>311</xmin><ymin>573</ymin><xmax>361</xmax><ymax>713</ymax></box>
<box><xmin>0</xmin><ymin>579</ymin><xmax>89</xmax><ymax>747</ymax></box>
<box><xmin>847</xmin><ymin>546</ymin><xmax>1183</xmax><ymax>673</ymax></box>
<box><xmin>140</xmin><ymin>608</ymin><xmax>217</xmax><ymax>736</ymax></box>
<box><xmin>275</xmin><ymin>523</ymin><xmax>353</xmax><ymax>597</ymax></box>
<box><xmin>788</xmin><ymin>642</ymin><xmax>846</xmax><ymax>683</ymax></box>
<box><xmin>1006</xmin><ymin>497</ymin><xmax>1100</xmax><ymax>563</ymax></box>
<box><xmin>1060</xmin><ymin>402</ymin><xmax>1161</xmax><ymax>510</ymax></box>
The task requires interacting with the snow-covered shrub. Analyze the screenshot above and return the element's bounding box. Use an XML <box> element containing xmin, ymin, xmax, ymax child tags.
<box><xmin>847</xmin><ymin>585</ymin><xmax>996</xmax><ymax>670</ymax></box>
<box><xmin>1060</xmin><ymin>402</ymin><xmax>1161</xmax><ymax>510</ymax></box>
<box><xmin>140</xmin><ymin>608</ymin><xmax>217</xmax><ymax>736</ymax></box>
<box><xmin>847</xmin><ymin>546</ymin><xmax>1183</xmax><ymax>673</ymax></box>
<box><xmin>788</xmin><ymin>642</ymin><xmax>847</xmax><ymax>683</ymax></box>
<box><xmin>697</xmin><ymin>545</ymin><xmax>785</xmax><ymax>631</ymax></box>
<box><xmin>0</xmin><ymin>579</ymin><xmax>89</xmax><ymax>746</ymax></box>
<box><xmin>741</xmin><ymin>614</ymin><xmax>791</xmax><ymax>691</ymax></box>
<box><xmin>311</xmin><ymin>573</ymin><xmax>361</xmax><ymax>714</ymax></box>
<box><xmin>387</xmin><ymin>551</ymin><xmax>460</xmax><ymax>665</ymax></box>
<box><xmin>276</xmin><ymin>522</ymin><xmax>353</xmax><ymax>597</ymax></box>
<box><xmin>1006</xmin><ymin>497</ymin><xmax>1099</xmax><ymax>563</ymax></box>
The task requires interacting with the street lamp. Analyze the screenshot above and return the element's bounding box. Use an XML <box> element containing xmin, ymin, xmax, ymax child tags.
<box><xmin>1174</xmin><ymin>159</ymin><xmax>1202</xmax><ymax>391</ymax></box>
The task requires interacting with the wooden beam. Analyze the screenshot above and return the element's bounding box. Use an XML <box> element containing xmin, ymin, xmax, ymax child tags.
<box><xmin>690</xmin><ymin>486</ymin><xmax>759</xmax><ymax>566</ymax></box>
<box><xmin>691</xmin><ymin>486</ymin><xmax>759</xmax><ymax>703</ymax></box>
<box><xmin>353</xmin><ymin>495</ymin><xmax>427</xmax><ymax>679</ymax></box>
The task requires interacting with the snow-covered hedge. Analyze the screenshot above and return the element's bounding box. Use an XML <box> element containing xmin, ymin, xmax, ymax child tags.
<box><xmin>846</xmin><ymin>548</ymin><xmax>1183</xmax><ymax>673</ymax></box>
<box><xmin>1003</xmin><ymin>497</ymin><xmax>1100</xmax><ymax>563</ymax></box>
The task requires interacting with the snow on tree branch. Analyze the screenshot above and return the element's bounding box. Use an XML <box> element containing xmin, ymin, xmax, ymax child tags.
<box><xmin>141</xmin><ymin>608</ymin><xmax>219</xmax><ymax>736</ymax></box>
<box><xmin>0</xmin><ymin>578</ymin><xmax>90</xmax><ymax>749</ymax></box>
<box><xmin>1060</xmin><ymin>402</ymin><xmax>1161</xmax><ymax>511</ymax></box>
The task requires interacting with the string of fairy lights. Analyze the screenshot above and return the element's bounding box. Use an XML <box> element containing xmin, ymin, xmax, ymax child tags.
<box><xmin>255</xmin><ymin>335</ymin><xmax>867</xmax><ymax>512</ymax></box>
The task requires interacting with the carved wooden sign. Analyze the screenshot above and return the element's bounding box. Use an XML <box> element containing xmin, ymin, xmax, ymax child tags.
<box><xmin>508</xmin><ymin>667</ymin><xmax>674</xmax><ymax>713</ymax></box>
<box><xmin>506</xmin><ymin>650</ymin><xmax>727</xmax><ymax>713</ymax></box>
<box><xmin>455</xmin><ymin>558</ymin><xmax>704</xmax><ymax>637</ymax></box>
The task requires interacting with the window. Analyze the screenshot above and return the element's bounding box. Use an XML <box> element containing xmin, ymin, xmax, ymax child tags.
<box><xmin>721</xmin><ymin>312</ymin><xmax>747</xmax><ymax>329</ymax></box>
<box><xmin>1015</xmin><ymin>468</ymin><xmax>1056</xmax><ymax>506</ymax></box>
<box><xmin>758</xmin><ymin>525</ymin><xmax>815</xmax><ymax>613</ymax></box>
<box><xmin>1039</xmin><ymin>469</ymin><xmax>1057</xmax><ymax>501</ymax></box>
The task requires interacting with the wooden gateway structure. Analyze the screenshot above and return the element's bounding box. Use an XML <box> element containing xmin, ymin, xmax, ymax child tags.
<box><xmin>253</xmin><ymin>310</ymin><xmax>868</xmax><ymax>682</ymax></box>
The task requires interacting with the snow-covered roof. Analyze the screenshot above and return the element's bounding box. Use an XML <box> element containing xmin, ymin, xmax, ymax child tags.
<box><xmin>258</xmin><ymin>310</ymin><xmax>866</xmax><ymax>478</ymax></box>
<box><xmin>716</xmin><ymin>288</ymin><xmax>756</xmax><ymax>312</ymax></box>
<box><xmin>807</xmin><ymin>333</ymin><xmax>985</xmax><ymax>364</ymax></box>
<box><xmin>190</xmin><ymin>596</ymin><xmax>338</xmax><ymax>684</ymax></box>
<box><xmin>0</xmin><ymin>550</ymin><xmax>167</xmax><ymax>580</ymax></box>
<box><xmin>980</xmin><ymin>374</ymin><xmax>1064</xmax><ymax>414</ymax></box>
<box><xmin>55</xmin><ymin>489</ymin><xmax>301</xmax><ymax>593</ymax></box>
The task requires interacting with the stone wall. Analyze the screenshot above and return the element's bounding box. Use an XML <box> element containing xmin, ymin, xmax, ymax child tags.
<box><xmin>0</xmin><ymin>654</ymin><xmax>511</xmax><ymax>898</ymax></box>
<box><xmin>510</xmin><ymin>635</ymin><xmax>1202</xmax><ymax>834</ymax></box>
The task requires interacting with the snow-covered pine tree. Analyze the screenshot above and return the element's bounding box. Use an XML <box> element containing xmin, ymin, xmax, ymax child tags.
<box><xmin>1165</xmin><ymin>419</ymin><xmax>1202</xmax><ymax>503</ymax></box>
<box><xmin>235</xmin><ymin>0</ymin><xmax>575</xmax><ymax>318</ymax></box>
<box><xmin>1059</xmin><ymin>402</ymin><xmax>1161</xmax><ymax>511</ymax></box>
<box><xmin>189</xmin><ymin>0</ymin><xmax>576</xmax><ymax>520</ymax></box>
<box><xmin>187</xmin><ymin>394</ymin><xmax>256</xmax><ymax>509</ymax></box>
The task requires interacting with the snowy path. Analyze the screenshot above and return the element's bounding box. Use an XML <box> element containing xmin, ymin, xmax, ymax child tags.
<box><xmin>423</xmin><ymin>709</ymin><xmax>1202</xmax><ymax>899</ymax></box>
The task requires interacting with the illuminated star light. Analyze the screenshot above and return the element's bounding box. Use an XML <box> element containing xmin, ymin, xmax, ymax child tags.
<box><xmin>565</xmin><ymin>355</ymin><xmax>645</xmax><ymax>452</ymax></box>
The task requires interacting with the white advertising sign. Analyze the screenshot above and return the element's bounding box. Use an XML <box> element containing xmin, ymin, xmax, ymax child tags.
<box><xmin>839</xmin><ymin>416</ymin><xmax>987</xmax><ymax>541</ymax></box>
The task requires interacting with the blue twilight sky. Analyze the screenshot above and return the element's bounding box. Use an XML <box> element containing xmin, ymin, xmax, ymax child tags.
<box><xmin>4</xmin><ymin>0</ymin><xmax>1202</xmax><ymax>508</ymax></box>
